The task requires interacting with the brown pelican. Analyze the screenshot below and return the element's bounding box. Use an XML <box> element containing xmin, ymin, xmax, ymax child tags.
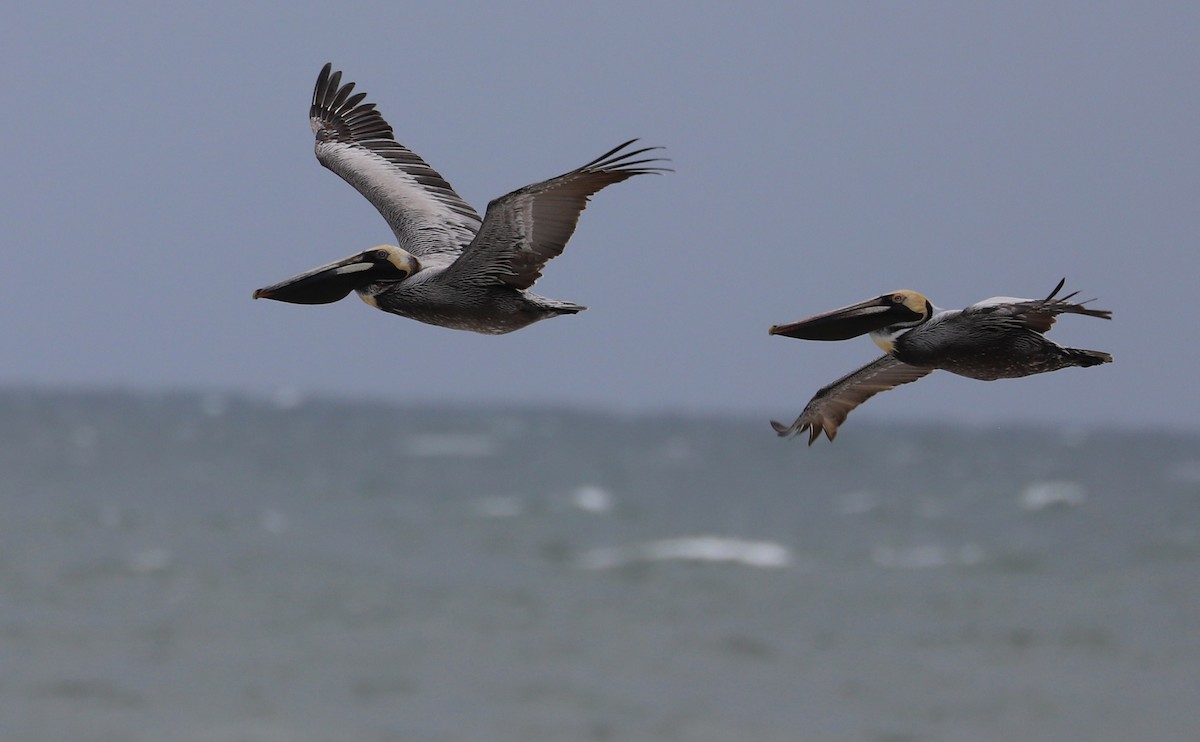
<box><xmin>253</xmin><ymin>63</ymin><xmax>668</xmax><ymax>334</ymax></box>
<box><xmin>768</xmin><ymin>279</ymin><xmax>1112</xmax><ymax>444</ymax></box>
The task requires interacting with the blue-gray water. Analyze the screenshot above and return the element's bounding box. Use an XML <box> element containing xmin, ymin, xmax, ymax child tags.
<box><xmin>2</xmin><ymin>389</ymin><xmax>1198</xmax><ymax>741</ymax></box>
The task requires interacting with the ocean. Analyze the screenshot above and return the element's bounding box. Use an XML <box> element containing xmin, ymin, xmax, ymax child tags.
<box><xmin>1</xmin><ymin>389</ymin><xmax>1198</xmax><ymax>741</ymax></box>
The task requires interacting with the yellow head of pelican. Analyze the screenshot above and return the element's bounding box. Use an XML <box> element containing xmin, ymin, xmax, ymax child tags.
<box><xmin>769</xmin><ymin>290</ymin><xmax>934</xmax><ymax>353</ymax></box>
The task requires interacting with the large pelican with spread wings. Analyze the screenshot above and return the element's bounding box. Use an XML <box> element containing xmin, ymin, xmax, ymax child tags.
<box><xmin>254</xmin><ymin>64</ymin><xmax>668</xmax><ymax>334</ymax></box>
<box><xmin>769</xmin><ymin>279</ymin><xmax>1112</xmax><ymax>444</ymax></box>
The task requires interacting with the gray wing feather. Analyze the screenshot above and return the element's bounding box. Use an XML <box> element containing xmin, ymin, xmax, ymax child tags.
<box><xmin>771</xmin><ymin>356</ymin><xmax>934</xmax><ymax>445</ymax></box>
<box><xmin>310</xmin><ymin>64</ymin><xmax>482</xmax><ymax>258</ymax></box>
<box><xmin>440</xmin><ymin>140</ymin><xmax>668</xmax><ymax>290</ymax></box>
<box><xmin>963</xmin><ymin>278</ymin><xmax>1112</xmax><ymax>335</ymax></box>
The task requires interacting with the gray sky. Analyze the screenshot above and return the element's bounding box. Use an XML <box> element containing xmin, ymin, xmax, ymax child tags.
<box><xmin>3</xmin><ymin>3</ymin><xmax>1197</xmax><ymax>430</ymax></box>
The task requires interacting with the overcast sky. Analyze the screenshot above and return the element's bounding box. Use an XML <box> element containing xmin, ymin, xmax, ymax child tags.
<box><xmin>3</xmin><ymin>3</ymin><xmax>1196</xmax><ymax>430</ymax></box>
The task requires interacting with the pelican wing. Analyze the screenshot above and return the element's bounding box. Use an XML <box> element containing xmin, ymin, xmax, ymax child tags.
<box><xmin>310</xmin><ymin>64</ymin><xmax>482</xmax><ymax>259</ymax></box>
<box><xmin>771</xmin><ymin>356</ymin><xmax>934</xmax><ymax>445</ymax></box>
<box><xmin>439</xmin><ymin>140</ymin><xmax>668</xmax><ymax>290</ymax></box>
<box><xmin>964</xmin><ymin>278</ymin><xmax>1112</xmax><ymax>334</ymax></box>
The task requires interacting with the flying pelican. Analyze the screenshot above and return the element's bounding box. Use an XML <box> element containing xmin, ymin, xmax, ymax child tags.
<box><xmin>253</xmin><ymin>63</ymin><xmax>668</xmax><ymax>334</ymax></box>
<box><xmin>768</xmin><ymin>279</ymin><xmax>1112</xmax><ymax>444</ymax></box>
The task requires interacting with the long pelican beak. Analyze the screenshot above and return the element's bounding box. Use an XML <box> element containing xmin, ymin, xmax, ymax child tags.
<box><xmin>253</xmin><ymin>249</ymin><xmax>412</xmax><ymax>305</ymax></box>
<box><xmin>769</xmin><ymin>295</ymin><xmax>919</xmax><ymax>340</ymax></box>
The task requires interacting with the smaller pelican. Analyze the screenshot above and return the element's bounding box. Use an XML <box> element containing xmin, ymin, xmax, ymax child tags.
<box><xmin>254</xmin><ymin>63</ymin><xmax>669</xmax><ymax>334</ymax></box>
<box><xmin>768</xmin><ymin>279</ymin><xmax>1112</xmax><ymax>444</ymax></box>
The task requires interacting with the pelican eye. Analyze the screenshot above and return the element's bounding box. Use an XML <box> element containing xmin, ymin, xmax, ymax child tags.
<box><xmin>372</xmin><ymin>249</ymin><xmax>390</xmax><ymax>261</ymax></box>
<box><xmin>891</xmin><ymin>294</ymin><xmax>906</xmax><ymax>304</ymax></box>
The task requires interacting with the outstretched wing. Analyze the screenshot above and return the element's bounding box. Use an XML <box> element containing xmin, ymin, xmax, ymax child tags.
<box><xmin>771</xmin><ymin>356</ymin><xmax>934</xmax><ymax>445</ymax></box>
<box><xmin>310</xmin><ymin>63</ymin><xmax>482</xmax><ymax>259</ymax></box>
<box><xmin>439</xmin><ymin>140</ymin><xmax>669</xmax><ymax>289</ymax></box>
<box><xmin>964</xmin><ymin>278</ymin><xmax>1112</xmax><ymax>334</ymax></box>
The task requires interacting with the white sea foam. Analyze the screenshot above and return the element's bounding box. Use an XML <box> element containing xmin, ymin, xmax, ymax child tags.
<box><xmin>1019</xmin><ymin>480</ymin><xmax>1086</xmax><ymax>511</ymax></box>
<box><xmin>570</xmin><ymin>485</ymin><xmax>614</xmax><ymax>514</ymax></box>
<box><xmin>580</xmin><ymin>536</ymin><xmax>792</xmax><ymax>570</ymax></box>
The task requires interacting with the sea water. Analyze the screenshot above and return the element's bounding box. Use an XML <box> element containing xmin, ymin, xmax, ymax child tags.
<box><xmin>1</xmin><ymin>389</ymin><xmax>1197</xmax><ymax>741</ymax></box>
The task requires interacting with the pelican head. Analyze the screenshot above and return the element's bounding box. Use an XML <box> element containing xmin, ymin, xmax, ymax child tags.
<box><xmin>769</xmin><ymin>290</ymin><xmax>933</xmax><ymax>348</ymax></box>
<box><xmin>253</xmin><ymin>246</ymin><xmax>419</xmax><ymax>305</ymax></box>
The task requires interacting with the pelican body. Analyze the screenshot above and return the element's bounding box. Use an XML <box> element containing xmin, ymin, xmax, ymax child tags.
<box><xmin>769</xmin><ymin>279</ymin><xmax>1113</xmax><ymax>444</ymax></box>
<box><xmin>254</xmin><ymin>63</ymin><xmax>668</xmax><ymax>334</ymax></box>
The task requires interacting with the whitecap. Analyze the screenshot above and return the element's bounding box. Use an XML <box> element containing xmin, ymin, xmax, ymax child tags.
<box><xmin>571</xmin><ymin>485</ymin><xmax>614</xmax><ymax>514</ymax></box>
<box><xmin>580</xmin><ymin>536</ymin><xmax>792</xmax><ymax>570</ymax></box>
<box><xmin>1019</xmin><ymin>480</ymin><xmax>1086</xmax><ymax>511</ymax></box>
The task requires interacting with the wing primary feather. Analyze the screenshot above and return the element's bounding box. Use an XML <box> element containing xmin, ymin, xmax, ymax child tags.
<box><xmin>578</xmin><ymin>140</ymin><xmax>672</xmax><ymax>175</ymax></box>
<box><xmin>579</xmin><ymin>138</ymin><xmax>641</xmax><ymax>168</ymax></box>
<box><xmin>307</xmin><ymin>68</ymin><xmax>665</xmax><ymax>276</ymax></box>
<box><xmin>772</xmin><ymin>356</ymin><xmax>933</xmax><ymax>445</ymax></box>
<box><xmin>441</xmin><ymin>140</ymin><xmax>668</xmax><ymax>291</ymax></box>
<box><xmin>309</xmin><ymin>64</ymin><xmax>483</xmax><ymax>257</ymax></box>
<box><xmin>1031</xmin><ymin>279</ymin><xmax>1112</xmax><ymax>322</ymax></box>
<box><xmin>967</xmin><ymin>279</ymin><xmax>1112</xmax><ymax>334</ymax></box>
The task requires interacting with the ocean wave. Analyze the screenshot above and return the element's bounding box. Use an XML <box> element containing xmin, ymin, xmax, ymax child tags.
<box><xmin>569</xmin><ymin>484</ymin><xmax>614</xmax><ymax>514</ymax></box>
<box><xmin>579</xmin><ymin>536</ymin><xmax>792</xmax><ymax>570</ymax></box>
<box><xmin>1019</xmin><ymin>480</ymin><xmax>1086</xmax><ymax>511</ymax></box>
